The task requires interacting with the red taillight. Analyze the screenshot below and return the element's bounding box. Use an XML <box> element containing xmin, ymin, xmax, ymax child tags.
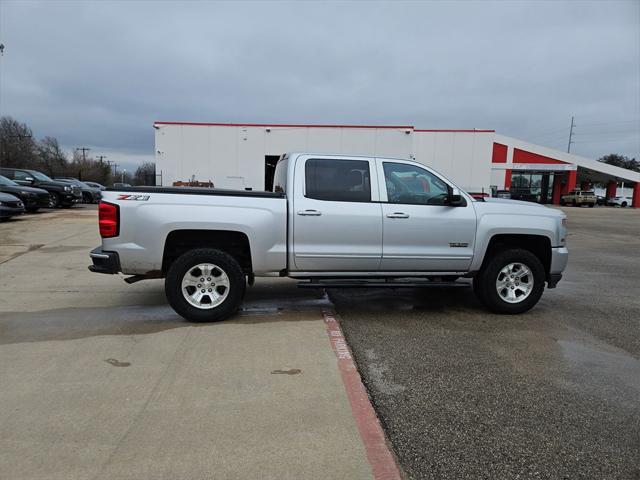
<box><xmin>99</xmin><ymin>201</ymin><xmax>119</xmax><ymax>238</ymax></box>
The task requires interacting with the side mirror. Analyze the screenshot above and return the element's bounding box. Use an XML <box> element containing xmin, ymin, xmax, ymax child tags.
<box><xmin>446</xmin><ymin>188</ymin><xmax>467</xmax><ymax>207</ymax></box>
<box><xmin>25</xmin><ymin>177</ymin><xmax>35</xmax><ymax>183</ymax></box>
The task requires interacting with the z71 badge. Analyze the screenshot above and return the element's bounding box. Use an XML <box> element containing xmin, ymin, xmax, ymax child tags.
<box><xmin>117</xmin><ymin>194</ymin><xmax>150</xmax><ymax>201</ymax></box>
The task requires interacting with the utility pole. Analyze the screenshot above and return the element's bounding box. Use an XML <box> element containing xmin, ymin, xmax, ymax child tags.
<box><xmin>76</xmin><ymin>147</ymin><xmax>91</xmax><ymax>161</ymax></box>
<box><xmin>96</xmin><ymin>155</ymin><xmax>107</xmax><ymax>164</ymax></box>
<box><xmin>567</xmin><ymin>116</ymin><xmax>575</xmax><ymax>153</ymax></box>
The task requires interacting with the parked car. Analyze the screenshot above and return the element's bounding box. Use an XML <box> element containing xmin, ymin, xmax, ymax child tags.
<box><xmin>0</xmin><ymin>175</ymin><xmax>50</xmax><ymax>213</ymax></box>
<box><xmin>90</xmin><ymin>152</ymin><xmax>568</xmax><ymax>322</ymax></box>
<box><xmin>0</xmin><ymin>167</ymin><xmax>82</xmax><ymax>208</ymax></box>
<box><xmin>560</xmin><ymin>189</ymin><xmax>596</xmax><ymax>207</ymax></box>
<box><xmin>0</xmin><ymin>191</ymin><xmax>25</xmax><ymax>221</ymax></box>
<box><xmin>607</xmin><ymin>196</ymin><xmax>632</xmax><ymax>207</ymax></box>
<box><xmin>495</xmin><ymin>190</ymin><xmax>512</xmax><ymax>199</ymax></box>
<box><xmin>112</xmin><ymin>182</ymin><xmax>132</xmax><ymax>189</ymax></box>
<box><xmin>85</xmin><ymin>181</ymin><xmax>106</xmax><ymax>191</ymax></box>
<box><xmin>55</xmin><ymin>178</ymin><xmax>102</xmax><ymax>203</ymax></box>
<box><xmin>596</xmin><ymin>195</ymin><xmax>606</xmax><ymax>206</ymax></box>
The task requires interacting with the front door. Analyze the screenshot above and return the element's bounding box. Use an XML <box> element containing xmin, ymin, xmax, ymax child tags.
<box><xmin>378</xmin><ymin>160</ymin><xmax>477</xmax><ymax>272</ymax></box>
<box><xmin>292</xmin><ymin>157</ymin><xmax>382</xmax><ymax>271</ymax></box>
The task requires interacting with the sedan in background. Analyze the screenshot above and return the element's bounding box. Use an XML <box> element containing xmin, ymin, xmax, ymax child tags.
<box><xmin>607</xmin><ymin>196</ymin><xmax>632</xmax><ymax>207</ymax></box>
<box><xmin>85</xmin><ymin>181</ymin><xmax>106</xmax><ymax>191</ymax></box>
<box><xmin>0</xmin><ymin>192</ymin><xmax>25</xmax><ymax>221</ymax></box>
<box><xmin>55</xmin><ymin>178</ymin><xmax>102</xmax><ymax>203</ymax></box>
<box><xmin>0</xmin><ymin>175</ymin><xmax>50</xmax><ymax>213</ymax></box>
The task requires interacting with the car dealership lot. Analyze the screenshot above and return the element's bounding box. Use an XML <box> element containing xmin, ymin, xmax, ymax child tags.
<box><xmin>331</xmin><ymin>206</ymin><xmax>640</xmax><ymax>479</ymax></box>
<box><xmin>0</xmin><ymin>205</ymin><xmax>639</xmax><ymax>480</ymax></box>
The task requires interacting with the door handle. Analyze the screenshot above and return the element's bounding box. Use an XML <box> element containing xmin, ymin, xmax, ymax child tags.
<box><xmin>297</xmin><ymin>209</ymin><xmax>322</xmax><ymax>216</ymax></box>
<box><xmin>386</xmin><ymin>212</ymin><xmax>409</xmax><ymax>219</ymax></box>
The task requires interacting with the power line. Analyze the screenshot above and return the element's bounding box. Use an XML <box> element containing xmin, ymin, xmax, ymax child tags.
<box><xmin>573</xmin><ymin>119</ymin><xmax>640</xmax><ymax>128</ymax></box>
<box><xmin>75</xmin><ymin>147</ymin><xmax>91</xmax><ymax>161</ymax></box>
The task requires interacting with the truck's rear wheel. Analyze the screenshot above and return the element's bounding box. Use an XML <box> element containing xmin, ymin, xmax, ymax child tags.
<box><xmin>165</xmin><ymin>248</ymin><xmax>246</xmax><ymax>322</ymax></box>
<box><xmin>473</xmin><ymin>248</ymin><xmax>545</xmax><ymax>314</ymax></box>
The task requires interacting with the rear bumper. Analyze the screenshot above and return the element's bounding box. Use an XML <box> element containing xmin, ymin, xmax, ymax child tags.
<box><xmin>88</xmin><ymin>247</ymin><xmax>120</xmax><ymax>274</ymax></box>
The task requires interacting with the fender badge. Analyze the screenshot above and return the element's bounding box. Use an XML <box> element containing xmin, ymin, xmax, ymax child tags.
<box><xmin>449</xmin><ymin>242</ymin><xmax>469</xmax><ymax>248</ymax></box>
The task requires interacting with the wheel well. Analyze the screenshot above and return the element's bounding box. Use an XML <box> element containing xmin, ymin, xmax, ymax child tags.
<box><xmin>482</xmin><ymin>234</ymin><xmax>551</xmax><ymax>275</ymax></box>
<box><xmin>162</xmin><ymin>230</ymin><xmax>252</xmax><ymax>274</ymax></box>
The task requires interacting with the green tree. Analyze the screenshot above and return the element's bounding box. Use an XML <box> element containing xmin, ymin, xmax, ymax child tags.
<box><xmin>597</xmin><ymin>154</ymin><xmax>640</xmax><ymax>172</ymax></box>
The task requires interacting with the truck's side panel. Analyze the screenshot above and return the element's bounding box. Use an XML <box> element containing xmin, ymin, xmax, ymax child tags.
<box><xmin>101</xmin><ymin>191</ymin><xmax>287</xmax><ymax>275</ymax></box>
<box><xmin>289</xmin><ymin>154</ymin><xmax>383</xmax><ymax>272</ymax></box>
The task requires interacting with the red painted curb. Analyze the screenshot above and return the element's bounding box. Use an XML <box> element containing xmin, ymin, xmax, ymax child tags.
<box><xmin>322</xmin><ymin>308</ymin><xmax>403</xmax><ymax>480</ymax></box>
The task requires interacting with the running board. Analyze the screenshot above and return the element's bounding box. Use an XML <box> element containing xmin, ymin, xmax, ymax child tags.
<box><xmin>298</xmin><ymin>280</ymin><xmax>470</xmax><ymax>289</ymax></box>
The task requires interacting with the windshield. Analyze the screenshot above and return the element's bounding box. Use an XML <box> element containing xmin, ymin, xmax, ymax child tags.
<box><xmin>31</xmin><ymin>171</ymin><xmax>53</xmax><ymax>181</ymax></box>
<box><xmin>0</xmin><ymin>175</ymin><xmax>18</xmax><ymax>186</ymax></box>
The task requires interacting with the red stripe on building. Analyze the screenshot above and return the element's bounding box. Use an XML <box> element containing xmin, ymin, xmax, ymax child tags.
<box><xmin>492</xmin><ymin>143</ymin><xmax>508</xmax><ymax>163</ymax></box>
<box><xmin>513</xmin><ymin>148</ymin><xmax>568</xmax><ymax>165</ymax></box>
<box><xmin>322</xmin><ymin>309</ymin><xmax>403</xmax><ymax>480</ymax></box>
<box><xmin>414</xmin><ymin>129</ymin><xmax>495</xmax><ymax>133</ymax></box>
<box><xmin>154</xmin><ymin>121</ymin><xmax>414</xmax><ymax>129</ymax></box>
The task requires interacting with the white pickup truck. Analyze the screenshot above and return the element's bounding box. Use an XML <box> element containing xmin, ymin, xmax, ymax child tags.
<box><xmin>89</xmin><ymin>153</ymin><xmax>568</xmax><ymax>321</ymax></box>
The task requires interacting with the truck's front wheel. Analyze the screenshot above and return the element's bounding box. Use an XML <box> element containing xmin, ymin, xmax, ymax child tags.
<box><xmin>473</xmin><ymin>249</ymin><xmax>545</xmax><ymax>314</ymax></box>
<box><xmin>165</xmin><ymin>248</ymin><xmax>246</xmax><ymax>322</ymax></box>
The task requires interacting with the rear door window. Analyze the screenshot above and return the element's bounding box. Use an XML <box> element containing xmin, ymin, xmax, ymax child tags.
<box><xmin>305</xmin><ymin>159</ymin><xmax>371</xmax><ymax>202</ymax></box>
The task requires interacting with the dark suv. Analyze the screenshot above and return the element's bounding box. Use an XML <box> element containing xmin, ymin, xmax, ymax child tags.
<box><xmin>0</xmin><ymin>175</ymin><xmax>51</xmax><ymax>212</ymax></box>
<box><xmin>0</xmin><ymin>167</ymin><xmax>82</xmax><ymax>208</ymax></box>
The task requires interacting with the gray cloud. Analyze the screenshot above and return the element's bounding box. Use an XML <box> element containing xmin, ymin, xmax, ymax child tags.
<box><xmin>1</xmin><ymin>0</ymin><xmax>638</xmax><ymax>165</ymax></box>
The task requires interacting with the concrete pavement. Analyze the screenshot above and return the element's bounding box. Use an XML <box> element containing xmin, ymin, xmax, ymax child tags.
<box><xmin>0</xmin><ymin>207</ymin><xmax>376</xmax><ymax>480</ymax></box>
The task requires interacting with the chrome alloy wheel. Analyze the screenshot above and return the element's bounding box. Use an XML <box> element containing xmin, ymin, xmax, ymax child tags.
<box><xmin>496</xmin><ymin>262</ymin><xmax>534</xmax><ymax>304</ymax></box>
<box><xmin>181</xmin><ymin>263</ymin><xmax>230</xmax><ymax>309</ymax></box>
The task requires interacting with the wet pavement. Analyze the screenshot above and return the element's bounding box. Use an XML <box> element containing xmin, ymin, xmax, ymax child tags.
<box><xmin>0</xmin><ymin>207</ymin><xmax>374</xmax><ymax>480</ymax></box>
<box><xmin>330</xmin><ymin>207</ymin><xmax>640</xmax><ymax>479</ymax></box>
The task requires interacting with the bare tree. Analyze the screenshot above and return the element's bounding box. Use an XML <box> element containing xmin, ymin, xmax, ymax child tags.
<box><xmin>0</xmin><ymin>116</ymin><xmax>37</xmax><ymax>168</ymax></box>
<box><xmin>38</xmin><ymin>136</ymin><xmax>68</xmax><ymax>177</ymax></box>
<box><xmin>134</xmin><ymin>161</ymin><xmax>156</xmax><ymax>186</ymax></box>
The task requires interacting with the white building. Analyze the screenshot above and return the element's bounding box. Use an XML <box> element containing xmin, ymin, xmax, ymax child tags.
<box><xmin>154</xmin><ymin>121</ymin><xmax>640</xmax><ymax>207</ymax></box>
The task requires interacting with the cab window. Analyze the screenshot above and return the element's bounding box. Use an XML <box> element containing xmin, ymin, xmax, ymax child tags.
<box><xmin>305</xmin><ymin>159</ymin><xmax>371</xmax><ymax>202</ymax></box>
<box><xmin>13</xmin><ymin>170</ymin><xmax>30</xmax><ymax>181</ymax></box>
<box><xmin>383</xmin><ymin>162</ymin><xmax>449</xmax><ymax>205</ymax></box>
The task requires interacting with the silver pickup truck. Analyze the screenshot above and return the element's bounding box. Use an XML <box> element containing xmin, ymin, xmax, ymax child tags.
<box><xmin>89</xmin><ymin>153</ymin><xmax>568</xmax><ymax>321</ymax></box>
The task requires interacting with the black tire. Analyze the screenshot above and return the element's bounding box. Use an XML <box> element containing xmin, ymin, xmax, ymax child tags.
<box><xmin>48</xmin><ymin>192</ymin><xmax>60</xmax><ymax>208</ymax></box>
<box><xmin>560</xmin><ymin>199</ymin><xmax>566</xmax><ymax>206</ymax></box>
<box><xmin>82</xmin><ymin>192</ymin><xmax>92</xmax><ymax>203</ymax></box>
<box><xmin>588</xmin><ymin>203</ymin><xmax>595</xmax><ymax>208</ymax></box>
<box><xmin>473</xmin><ymin>248</ymin><xmax>545</xmax><ymax>314</ymax></box>
<box><xmin>26</xmin><ymin>206</ymin><xmax>39</xmax><ymax>213</ymax></box>
<box><xmin>621</xmin><ymin>201</ymin><xmax>627</xmax><ymax>208</ymax></box>
<box><xmin>165</xmin><ymin>248</ymin><xmax>246</xmax><ymax>322</ymax></box>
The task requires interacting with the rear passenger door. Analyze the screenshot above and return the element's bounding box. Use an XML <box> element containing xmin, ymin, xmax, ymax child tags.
<box><xmin>292</xmin><ymin>157</ymin><xmax>383</xmax><ymax>272</ymax></box>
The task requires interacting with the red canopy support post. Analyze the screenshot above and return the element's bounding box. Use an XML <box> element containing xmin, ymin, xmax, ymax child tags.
<box><xmin>561</xmin><ymin>170</ymin><xmax>577</xmax><ymax>195</ymax></box>
<box><xmin>552</xmin><ymin>175</ymin><xmax>563</xmax><ymax>205</ymax></box>
<box><xmin>632</xmin><ymin>183</ymin><xmax>640</xmax><ymax>208</ymax></box>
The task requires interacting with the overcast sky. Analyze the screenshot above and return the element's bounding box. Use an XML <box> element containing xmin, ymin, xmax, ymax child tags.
<box><xmin>1</xmin><ymin>0</ymin><xmax>639</xmax><ymax>172</ymax></box>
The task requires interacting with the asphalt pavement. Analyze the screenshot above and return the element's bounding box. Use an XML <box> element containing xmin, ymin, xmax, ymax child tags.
<box><xmin>330</xmin><ymin>206</ymin><xmax>640</xmax><ymax>480</ymax></box>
